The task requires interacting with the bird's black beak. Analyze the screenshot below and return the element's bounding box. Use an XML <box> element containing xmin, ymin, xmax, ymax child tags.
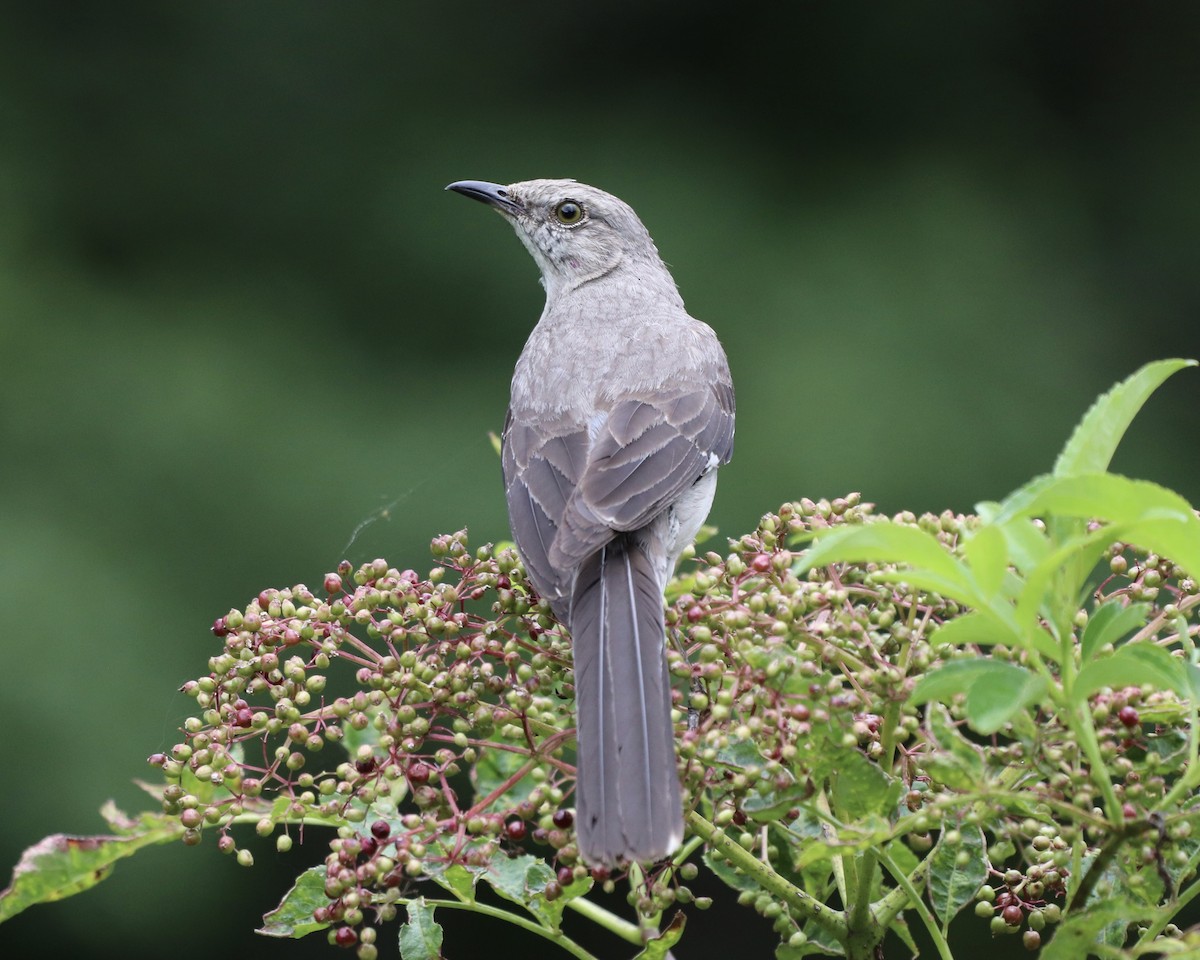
<box><xmin>445</xmin><ymin>180</ymin><xmax>523</xmax><ymax>216</ymax></box>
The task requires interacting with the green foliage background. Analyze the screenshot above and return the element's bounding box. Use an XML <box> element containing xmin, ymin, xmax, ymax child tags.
<box><xmin>1</xmin><ymin>3</ymin><xmax>1198</xmax><ymax>958</ymax></box>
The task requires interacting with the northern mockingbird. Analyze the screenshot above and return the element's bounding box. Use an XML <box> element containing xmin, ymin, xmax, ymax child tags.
<box><xmin>447</xmin><ymin>178</ymin><xmax>735</xmax><ymax>865</ymax></box>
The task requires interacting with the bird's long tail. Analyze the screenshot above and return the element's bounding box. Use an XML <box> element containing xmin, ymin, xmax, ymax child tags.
<box><xmin>568</xmin><ymin>535</ymin><xmax>683</xmax><ymax>865</ymax></box>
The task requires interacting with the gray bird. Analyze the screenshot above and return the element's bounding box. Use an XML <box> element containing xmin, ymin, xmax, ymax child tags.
<box><xmin>447</xmin><ymin>178</ymin><xmax>735</xmax><ymax>865</ymax></box>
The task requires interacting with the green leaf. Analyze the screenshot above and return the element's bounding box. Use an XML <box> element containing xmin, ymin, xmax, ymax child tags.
<box><xmin>928</xmin><ymin>825</ymin><xmax>986</xmax><ymax>932</ymax></box>
<box><xmin>0</xmin><ymin>814</ymin><xmax>185</xmax><ymax>923</ymax></box>
<box><xmin>527</xmin><ymin>872</ymin><xmax>591</xmax><ymax>930</ymax></box>
<box><xmin>1054</xmin><ymin>359</ymin><xmax>1195</xmax><ymax>478</ymax></box>
<box><xmin>1016</xmin><ymin>474</ymin><xmax>1200</xmax><ymax>580</ymax></box>
<box><xmin>801</xmin><ymin>523</ymin><xmax>978</xmax><ymax>606</ymax></box>
<box><xmin>1040</xmin><ymin>899</ymin><xmax>1160</xmax><ymax>960</ymax></box>
<box><xmin>993</xmin><ymin>515</ymin><xmax>1051</xmax><ymax>576</ymax></box>
<box><xmin>798</xmin><ymin>919</ymin><xmax>847</xmax><ymax>956</ymax></box>
<box><xmin>703</xmin><ymin>847</ymin><xmax>761</xmax><ymax>894</ymax></box>
<box><xmin>484</xmin><ymin>850</ymin><xmax>554</xmax><ymax>905</ymax></box>
<box><xmin>429</xmin><ymin>863</ymin><xmax>476</xmax><ymax>903</ymax></box>
<box><xmin>928</xmin><ymin>609</ymin><xmax>1056</xmax><ymax>659</ymax></box>
<box><xmin>962</xmin><ymin>523</ymin><xmax>1008</xmax><ymax>597</ymax></box>
<box><xmin>922</xmin><ymin>703</ymin><xmax>985</xmax><ymax>790</ymax></box>
<box><xmin>967</xmin><ymin>665</ymin><xmax>1048</xmax><ymax>734</ymax></box>
<box><xmin>470</xmin><ymin>746</ymin><xmax>536</xmax><ymax>812</ymax></box>
<box><xmin>1080</xmin><ymin>599</ymin><xmax>1152</xmax><ymax>662</ymax></box>
<box><xmin>777</xmin><ymin>936</ymin><xmax>843</xmax><ymax>959</ymax></box>
<box><xmin>715</xmin><ymin>737</ymin><xmax>766</xmax><ymax>768</ymax></box>
<box><xmin>830</xmin><ymin>748</ymin><xmax>894</xmax><ymax>820</ymax></box>
<box><xmin>258</xmin><ymin>866</ymin><xmax>329</xmax><ymax>939</ymax></box>
<box><xmin>1075</xmin><ymin>641</ymin><xmax>1188</xmax><ymax>702</ymax></box>
<box><xmin>632</xmin><ymin>911</ymin><xmax>685</xmax><ymax>959</ymax></box>
<box><xmin>398</xmin><ymin>898</ymin><xmax>444</xmax><ymax>960</ymax></box>
<box><xmin>910</xmin><ymin>660</ymin><xmax>1047</xmax><ymax>735</ymax></box>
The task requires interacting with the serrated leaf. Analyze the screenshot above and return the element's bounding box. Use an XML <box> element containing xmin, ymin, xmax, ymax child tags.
<box><xmin>398</xmin><ymin>898</ymin><xmax>443</xmax><ymax>960</ymax></box>
<box><xmin>830</xmin><ymin>748</ymin><xmax>893</xmax><ymax>820</ymax></box>
<box><xmin>923</xmin><ymin>703</ymin><xmax>985</xmax><ymax>790</ymax></box>
<box><xmin>1081</xmin><ymin>599</ymin><xmax>1152</xmax><ymax>662</ymax></box>
<box><xmin>527</xmin><ymin>872</ymin><xmax>591</xmax><ymax>929</ymax></box>
<box><xmin>884</xmin><ymin>838</ymin><xmax>920</xmax><ymax>880</ymax></box>
<box><xmin>911</xmin><ymin>659</ymin><xmax>1047</xmax><ymax>734</ymax></box>
<box><xmin>928</xmin><ymin>610</ymin><xmax>1008</xmax><ymax>647</ymax></box>
<box><xmin>962</xmin><ymin>523</ymin><xmax>1009</xmax><ymax>597</ymax></box>
<box><xmin>484</xmin><ymin>850</ymin><xmax>554</xmax><ymax>905</ymax></box>
<box><xmin>715</xmin><ymin>737</ymin><xmax>766</xmax><ymax>769</ymax></box>
<box><xmin>258</xmin><ymin>866</ymin><xmax>329</xmax><ymax>939</ymax></box>
<box><xmin>714</xmin><ymin>738</ymin><xmax>805</xmax><ymax>821</ymax></box>
<box><xmin>801</xmin><ymin>523</ymin><xmax>978</xmax><ymax>606</ymax></box>
<box><xmin>776</xmin><ymin>809</ymin><xmax>838</xmax><ymax>879</ymax></box>
<box><xmin>889</xmin><ymin>912</ymin><xmax>919</xmax><ymax>958</ymax></box>
<box><xmin>1017</xmin><ymin>474</ymin><xmax>1200</xmax><ymax>581</ymax></box>
<box><xmin>1054</xmin><ymin>359</ymin><xmax>1195</xmax><ymax>478</ymax></box>
<box><xmin>928</xmin><ymin>609</ymin><xmax>1054</xmax><ymax>659</ymax></box>
<box><xmin>966</xmin><ymin>664</ymin><xmax>1048</xmax><ymax>734</ymax></box>
<box><xmin>429</xmin><ymin>863</ymin><xmax>476</xmax><ymax>902</ymax></box>
<box><xmin>994</xmin><ymin>515</ymin><xmax>1051</xmax><ymax>576</ymax></box>
<box><xmin>928</xmin><ymin>826</ymin><xmax>986</xmax><ymax>932</ymax></box>
<box><xmin>800</xmin><ymin>917</ymin><xmax>847</xmax><ymax>956</ymax></box>
<box><xmin>1075</xmin><ymin>641</ymin><xmax>1188</xmax><ymax>701</ymax></box>
<box><xmin>0</xmin><ymin>814</ymin><xmax>185</xmax><ymax>923</ymax></box>
<box><xmin>1040</xmin><ymin>899</ymin><xmax>1160</xmax><ymax>960</ymax></box>
<box><xmin>632</xmin><ymin>911</ymin><xmax>685</xmax><ymax>959</ymax></box>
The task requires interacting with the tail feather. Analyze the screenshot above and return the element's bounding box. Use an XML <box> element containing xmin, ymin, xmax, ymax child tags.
<box><xmin>569</xmin><ymin>536</ymin><xmax>683</xmax><ymax>864</ymax></box>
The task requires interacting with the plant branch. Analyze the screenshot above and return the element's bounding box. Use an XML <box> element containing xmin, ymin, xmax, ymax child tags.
<box><xmin>685</xmin><ymin>810</ymin><xmax>846</xmax><ymax>940</ymax></box>
<box><xmin>402</xmin><ymin>897</ymin><xmax>597</xmax><ymax>960</ymax></box>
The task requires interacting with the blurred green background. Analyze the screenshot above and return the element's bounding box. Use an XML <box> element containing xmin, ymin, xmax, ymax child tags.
<box><xmin>2</xmin><ymin>2</ymin><xmax>1198</xmax><ymax>957</ymax></box>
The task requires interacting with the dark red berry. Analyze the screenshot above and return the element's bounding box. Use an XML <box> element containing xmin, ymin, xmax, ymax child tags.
<box><xmin>324</xmin><ymin>573</ymin><xmax>343</xmax><ymax>594</ymax></box>
<box><xmin>1002</xmin><ymin>904</ymin><xmax>1023</xmax><ymax>926</ymax></box>
<box><xmin>355</xmin><ymin>758</ymin><xmax>377</xmax><ymax>775</ymax></box>
<box><xmin>544</xmin><ymin>880</ymin><xmax>562</xmax><ymax>901</ymax></box>
<box><xmin>359</xmin><ymin>837</ymin><xmax>378</xmax><ymax>857</ymax></box>
<box><xmin>557</xmin><ymin>866</ymin><xmax>573</xmax><ymax>886</ymax></box>
<box><xmin>234</xmin><ymin>707</ymin><xmax>254</xmax><ymax>728</ymax></box>
<box><xmin>334</xmin><ymin>926</ymin><xmax>358</xmax><ymax>947</ymax></box>
<box><xmin>732</xmin><ymin>809</ymin><xmax>747</xmax><ymax>826</ymax></box>
<box><xmin>1118</xmin><ymin>705</ymin><xmax>1139</xmax><ymax>728</ymax></box>
<box><xmin>552</xmin><ymin>809</ymin><xmax>574</xmax><ymax>829</ymax></box>
<box><xmin>506</xmin><ymin>820</ymin><xmax>528</xmax><ymax>841</ymax></box>
<box><xmin>211</xmin><ymin>617</ymin><xmax>229</xmax><ymax>637</ymax></box>
<box><xmin>370</xmin><ymin>820</ymin><xmax>391</xmax><ymax>840</ymax></box>
<box><xmin>751</xmin><ymin>553</ymin><xmax>772</xmax><ymax>572</ymax></box>
<box><xmin>687</xmin><ymin>605</ymin><xmax>704</xmax><ymax>623</ymax></box>
<box><xmin>407</xmin><ymin>761</ymin><xmax>431</xmax><ymax>783</ymax></box>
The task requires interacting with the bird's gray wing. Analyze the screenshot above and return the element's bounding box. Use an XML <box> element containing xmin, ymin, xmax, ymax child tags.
<box><xmin>502</xmin><ymin>409</ymin><xmax>589</xmax><ymax>608</ymax></box>
<box><xmin>503</xmin><ymin>378</ymin><xmax>734</xmax><ymax>593</ymax></box>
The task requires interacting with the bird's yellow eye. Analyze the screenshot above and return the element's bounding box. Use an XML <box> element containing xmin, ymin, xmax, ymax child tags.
<box><xmin>553</xmin><ymin>200</ymin><xmax>584</xmax><ymax>225</ymax></box>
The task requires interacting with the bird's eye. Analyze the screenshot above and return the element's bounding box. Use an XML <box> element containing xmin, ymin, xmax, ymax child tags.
<box><xmin>553</xmin><ymin>200</ymin><xmax>584</xmax><ymax>225</ymax></box>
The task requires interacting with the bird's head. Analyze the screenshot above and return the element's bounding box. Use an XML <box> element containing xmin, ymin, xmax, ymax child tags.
<box><xmin>446</xmin><ymin>178</ymin><xmax>666</xmax><ymax>297</ymax></box>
